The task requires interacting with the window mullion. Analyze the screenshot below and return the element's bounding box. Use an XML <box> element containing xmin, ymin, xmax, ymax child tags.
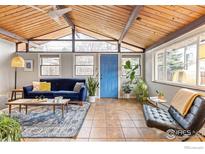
<box><xmin>196</xmin><ymin>36</ymin><xmax>200</xmax><ymax>86</ymax></box>
<box><xmin>164</xmin><ymin>50</ymin><xmax>167</xmax><ymax>81</ymax></box>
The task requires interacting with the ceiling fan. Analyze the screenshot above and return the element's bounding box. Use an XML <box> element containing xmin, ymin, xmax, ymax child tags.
<box><xmin>28</xmin><ymin>5</ymin><xmax>72</xmax><ymax>25</ymax></box>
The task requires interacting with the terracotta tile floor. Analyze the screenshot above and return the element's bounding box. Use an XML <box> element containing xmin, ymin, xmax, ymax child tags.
<box><xmin>3</xmin><ymin>98</ymin><xmax>205</xmax><ymax>142</ymax></box>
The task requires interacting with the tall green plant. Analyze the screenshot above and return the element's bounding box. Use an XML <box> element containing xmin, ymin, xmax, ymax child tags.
<box><xmin>86</xmin><ymin>76</ymin><xmax>99</xmax><ymax>96</ymax></box>
<box><xmin>133</xmin><ymin>78</ymin><xmax>149</xmax><ymax>102</ymax></box>
<box><xmin>0</xmin><ymin>114</ymin><xmax>21</xmax><ymax>141</ymax></box>
<box><xmin>124</xmin><ymin>60</ymin><xmax>138</xmax><ymax>84</ymax></box>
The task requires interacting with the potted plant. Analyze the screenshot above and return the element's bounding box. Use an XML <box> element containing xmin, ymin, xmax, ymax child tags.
<box><xmin>122</xmin><ymin>83</ymin><xmax>132</xmax><ymax>98</ymax></box>
<box><xmin>156</xmin><ymin>90</ymin><xmax>165</xmax><ymax>100</ymax></box>
<box><xmin>122</xmin><ymin>60</ymin><xmax>138</xmax><ymax>98</ymax></box>
<box><xmin>86</xmin><ymin>76</ymin><xmax>99</xmax><ymax>103</ymax></box>
<box><xmin>133</xmin><ymin>78</ymin><xmax>149</xmax><ymax>102</ymax></box>
<box><xmin>0</xmin><ymin>114</ymin><xmax>21</xmax><ymax>141</ymax></box>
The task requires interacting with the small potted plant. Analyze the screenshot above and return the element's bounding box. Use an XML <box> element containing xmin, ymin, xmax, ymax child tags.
<box><xmin>156</xmin><ymin>90</ymin><xmax>165</xmax><ymax>100</ymax></box>
<box><xmin>86</xmin><ymin>76</ymin><xmax>99</xmax><ymax>103</ymax></box>
<box><xmin>122</xmin><ymin>83</ymin><xmax>132</xmax><ymax>99</ymax></box>
<box><xmin>0</xmin><ymin>114</ymin><xmax>21</xmax><ymax>141</ymax></box>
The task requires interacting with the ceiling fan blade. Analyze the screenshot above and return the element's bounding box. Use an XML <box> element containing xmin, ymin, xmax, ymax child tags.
<box><xmin>28</xmin><ymin>5</ymin><xmax>47</xmax><ymax>13</ymax></box>
<box><xmin>48</xmin><ymin>7</ymin><xmax>72</xmax><ymax>18</ymax></box>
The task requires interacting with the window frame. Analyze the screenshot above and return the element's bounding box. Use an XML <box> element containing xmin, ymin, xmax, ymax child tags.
<box><xmin>39</xmin><ymin>54</ymin><xmax>61</xmax><ymax>77</ymax></box>
<box><xmin>74</xmin><ymin>55</ymin><xmax>94</xmax><ymax>76</ymax></box>
<box><xmin>154</xmin><ymin>34</ymin><xmax>205</xmax><ymax>90</ymax></box>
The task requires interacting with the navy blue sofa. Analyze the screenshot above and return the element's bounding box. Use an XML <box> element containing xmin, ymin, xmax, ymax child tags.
<box><xmin>23</xmin><ymin>78</ymin><xmax>87</xmax><ymax>101</ymax></box>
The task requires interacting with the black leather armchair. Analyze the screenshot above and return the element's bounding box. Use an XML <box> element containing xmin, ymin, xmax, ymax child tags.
<box><xmin>143</xmin><ymin>96</ymin><xmax>205</xmax><ymax>141</ymax></box>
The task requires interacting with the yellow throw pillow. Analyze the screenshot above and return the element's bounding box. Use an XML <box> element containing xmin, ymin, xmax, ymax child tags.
<box><xmin>32</xmin><ymin>81</ymin><xmax>40</xmax><ymax>91</ymax></box>
<box><xmin>39</xmin><ymin>82</ymin><xmax>51</xmax><ymax>91</ymax></box>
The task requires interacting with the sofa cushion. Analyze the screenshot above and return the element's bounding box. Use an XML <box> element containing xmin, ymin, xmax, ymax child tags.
<box><xmin>143</xmin><ymin>104</ymin><xmax>182</xmax><ymax>132</ymax></box>
<box><xmin>32</xmin><ymin>81</ymin><xmax>40</xmax><ymax>91</ymax></box>
<box><xmin>28</xmin><ymin>91</ymin><xmax>54</xmax><ymax>98</ymax></box>
<box><xmin>53</xmin><ymin>91</ymin><xmax>79</xmax><ymax>99</ymax></box>
<box><xmin>73</xmin><ymin>82</ymin><xmax>84</xmax><ymax>93</ymax></box>
<box><xmin>39</xmin><ymin>82</ymin><xmax>51</xmax><ymax>91</ymax></box>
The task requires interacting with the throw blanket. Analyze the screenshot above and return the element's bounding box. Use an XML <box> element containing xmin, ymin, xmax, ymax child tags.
<box><xmin>171</xmin><ymin>88</ymin><xmax>202</xmax><ymax>116</ymax></box>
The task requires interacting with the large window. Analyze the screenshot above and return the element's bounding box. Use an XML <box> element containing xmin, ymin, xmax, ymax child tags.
<box><xmin>40</xmin><ymin>55</ymin><xmax>61</xmax><ymax>76</ymax></box>
<box><xmin>75</xmin><ymin>55</ymin><xmax>94</xmax><ymax>76</ymax></box>
<box><xmin>154</xmin><ymin>34</ymin><xmax>205</xmax><ymax>87</ymax></box>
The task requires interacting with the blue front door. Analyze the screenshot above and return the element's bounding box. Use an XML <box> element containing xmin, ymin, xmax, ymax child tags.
<box><xmin>100</xmin><ymin>54</ymin><xmax>118</xmax><ymax>98</ymax></box>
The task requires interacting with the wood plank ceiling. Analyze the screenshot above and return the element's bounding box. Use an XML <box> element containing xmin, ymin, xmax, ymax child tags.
<box><xmin>0</xmin><ymin>5</ymin><xmax>205</xmax><ymax>51</ymax></box>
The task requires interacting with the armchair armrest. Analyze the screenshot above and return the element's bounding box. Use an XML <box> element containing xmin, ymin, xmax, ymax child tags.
<box><xmin>23</xmin><ymin>85</ymin><xmax>33</xmax><ymax>98</ymax></box>
<box><xmin>79</xmin><ymin>85</ymin><xmax>87</xmax><ymax>101</ymax></box>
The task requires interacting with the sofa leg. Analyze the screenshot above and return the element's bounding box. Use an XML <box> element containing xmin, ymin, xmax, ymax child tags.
<box><xmin>79</xmin><ymin>101</ymin><xmax>83</xmax><ymax>106</ymax></box>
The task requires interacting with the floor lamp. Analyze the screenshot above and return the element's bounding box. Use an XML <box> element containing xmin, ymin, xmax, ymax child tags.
<box><xmin>11</xmin><ymin>55</ymin><xmax>25</xmax><ymax>89</ymax></box>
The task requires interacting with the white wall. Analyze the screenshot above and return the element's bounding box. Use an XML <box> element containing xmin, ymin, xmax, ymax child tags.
<box><xmin>17</xmin><ymin>53</ymin><xmax>74</xmax><ymax>87</ymax></box>
<box><xmin>0</xmin><ymin>38</ymin><xmax>15</xmax><ymax>94</ymax></box>
<box><xmin>17</xmin><ymin>52</ymin><xmax>143</xmax><ymax>98</ymax></box>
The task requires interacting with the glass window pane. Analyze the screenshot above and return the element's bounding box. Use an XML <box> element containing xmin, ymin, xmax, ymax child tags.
<box><xmin>166</xmin><ymin>48</ymin><xmax>185</xmax><ymax>82</ymax></box>
<box><xmin>41</xmin><ymin>66</ymin><xmax>60</xmax><ymax>76</ymax></box>
<box><xmin>199</xmin><ymin>59</ymin><xmax>205</xmax><ymax>86</ymax></box>
<box><xmin>75</xmin><ymin>41</ymin><xmax>118</xmax><ymax>52</ymax></box>
<box><xmin>76</xmin><ymin>66</ymin><xmax>93</xmax><ymax>76</ymax></box>
<box><xmin>121</xmin><ymin>56</ymin><xmax>141</xmax><ymax>81</ymax></box>
<box><xmin>76</xmin><ymin>56</ymin><xmax>94</xmax><ymax>65</ymax></box>
<box><xmin>155</xmin><ymin>52</ymin><xmax>164</xmax><ymax>80</ymax></box>
<box><xmin>29</xmin><ymin>41</ymin><xmax>72</xmax><ymax>52</ymax></box>
<box><xmin>122</xmin><ymin>57</ymin><xmax>140</xmax><ymax>66</ymax></box>
<box><xmin>184</xmin><ymin>44</ymin><xmax>197</xmax><ymax>84</ymax></box>
<box><xmin>199</xmin><ymin>36</ymin><xmax>205</xmax><ymax>86</ymax></box>
<box><xmin>42</xmin><ymin>57</ymin><xmax>60</xmax><ymax>65</ymax></box>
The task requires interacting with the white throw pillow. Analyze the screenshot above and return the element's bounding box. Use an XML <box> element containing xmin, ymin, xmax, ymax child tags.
<box><xmin>73</xmin><ymin>82</ymin><xmax>84</xmax><ymax>93</ymax></box>
<box><xmin>32</xmin><ymin>81</ymin><xmax>40</xmax><ymax>91</ymax></box>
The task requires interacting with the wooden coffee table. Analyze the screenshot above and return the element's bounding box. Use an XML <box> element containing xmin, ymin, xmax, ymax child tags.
<box><xmin>6</xmin><ymin>99</ymin><xmax>70</xmax><ymax>118</ymax></box>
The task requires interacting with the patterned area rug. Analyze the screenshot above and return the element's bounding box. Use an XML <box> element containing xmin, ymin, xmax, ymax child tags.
<box><xmin>9</xmin><ymin>102</ymin><xmax>90</xmax><ymax>138</ymax></box>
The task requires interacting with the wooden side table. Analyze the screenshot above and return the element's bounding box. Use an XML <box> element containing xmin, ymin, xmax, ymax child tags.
<box><xmin>10</xmin><ymin>89</ymin><xmax>24</xmax><ymax>101</ymax></box>
<box><xmin>147</xmin><ymin>97</ymin><xmax>169</xmax><ymax>108</ymax></box>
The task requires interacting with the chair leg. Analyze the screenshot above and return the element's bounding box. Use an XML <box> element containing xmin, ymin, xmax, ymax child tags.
<box><xmin>182</xmin><ymin>133</ymin><xmax>204</xmax><ymax>142</ymax></box>
<box><xmin>182</xmin><ymin>136</ymin><xmax>192</xmax><ymax>142</ymax></box>
<box><xmin>198</xmin><ymin>132</ymin><xmax>205</xmax><ymax>138</ymax></box>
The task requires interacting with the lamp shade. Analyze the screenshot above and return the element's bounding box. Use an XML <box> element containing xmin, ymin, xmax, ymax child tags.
<box><xmin>11</xmin><ymin>55</ymin><xmax>25</xmax><ymax>68</ymax></box>
<box><xmin>199</xmin><ymin>44</ymin><xmax>205</xmax><ymax>59</ymax></box>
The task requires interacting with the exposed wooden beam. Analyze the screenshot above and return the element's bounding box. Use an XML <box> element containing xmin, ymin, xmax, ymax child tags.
<box><xmin>146</xmin><ymin>15</ymin><xmax>205</xmax><ymax>51</ymax></box>
<box><xmin>0</xmin><ymin>27</ymin><xmax>39</xmax><ymax>48</ymax></box>
<box><xmin>56</xmin><ymin>5</ymin><xmax>75</xmax><ymax>29</ymax></box>
<box><xmin>119</xmin><ymin>5</ymin><xmax>143</xmax><ymax>44</ymax></box>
